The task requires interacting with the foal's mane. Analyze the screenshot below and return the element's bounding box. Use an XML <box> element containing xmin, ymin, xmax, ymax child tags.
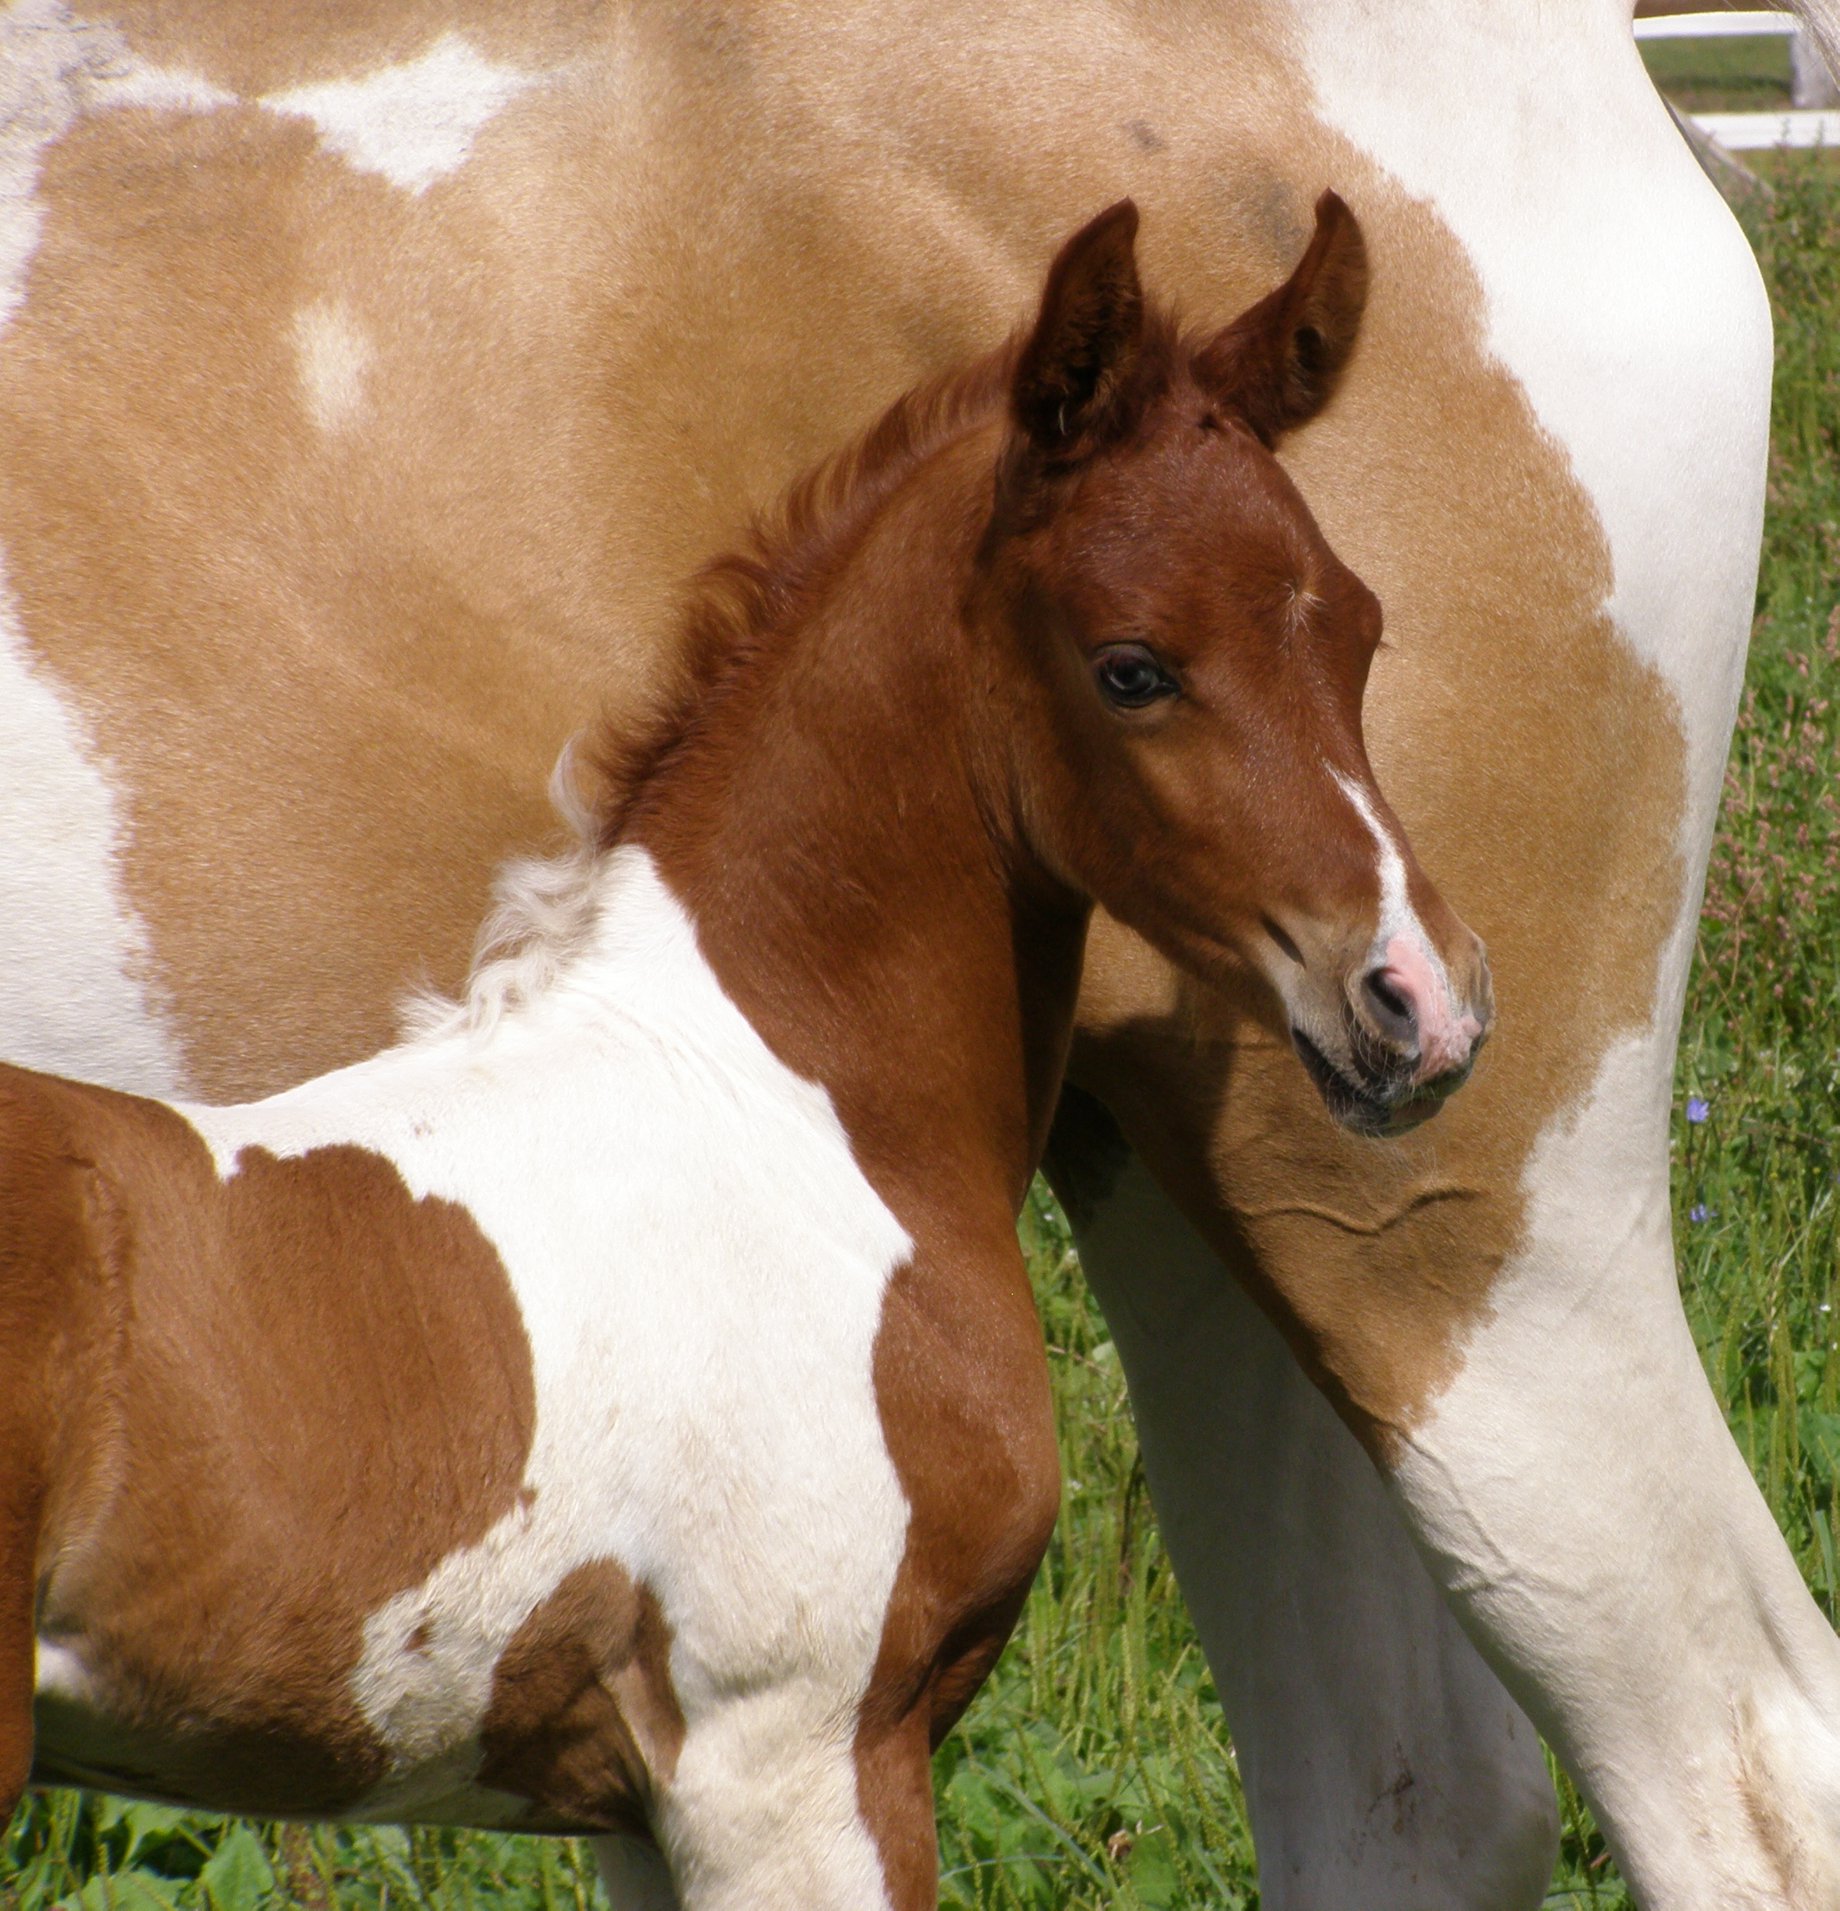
<box><xmin>579</xmin><ymin>339</ymin><xmax>1023</xmax><ymax>850</ymax></box>
<box><xmin>403</xmin><ymin>341</ymin><xmax>1022</xmax><ymax>1040</ymax></box>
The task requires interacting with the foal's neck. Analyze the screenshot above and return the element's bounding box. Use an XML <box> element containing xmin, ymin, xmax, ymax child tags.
<box><xmin>624</xmin><ymin>422</ymin><xmax>1084</xmax><ymax>1226</ymax></box>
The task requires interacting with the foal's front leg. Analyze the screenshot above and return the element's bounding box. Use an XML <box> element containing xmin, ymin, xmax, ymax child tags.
<box><xmin>620</xmin><ymin>1715</ymin><xmax>937</xmax><ymax>1911</ymax></box>
<box><xmin>0</xmin><ymin>1468</ymin><xmax>38</xmax><ymax>1828</ymax></box>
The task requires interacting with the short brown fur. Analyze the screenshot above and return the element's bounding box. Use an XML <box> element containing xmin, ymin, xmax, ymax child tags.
<box><xmin>16</xmin><ymin>1080</ymin><xmax>537</xmax><ymax>1814</ymax></box>
<box><xmin>477</xmin><ymin>1561</ymin><xmax>686</xmax><ymax>1835</ymax></box>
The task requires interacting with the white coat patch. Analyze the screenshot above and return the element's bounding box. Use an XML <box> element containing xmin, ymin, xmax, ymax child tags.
<box><xmin>1393</xmin><ymin>1031</ymin><xmax>1840</xmax><ymax>1897</ymax></box>
<box><xmin>182</xmin><ymin>848</ymin><xmax>908</xmax><ymax>1902</ymax></box>
<box><xmin>0</xmin><ymin>0</ymin><xmax>108</xmax><ymax>333</ymax></box>
<box><xmin>292</xmin><ymin>300</ymin><xmax>376</xmax><ymax>433</ymax></box>
<box><xmin>0</xmin><ymin>0</ymin><xmax>235</xmax><ymax>333</ymax></box>
<box><xmin>1299</xmin><ymin>6</ymin><xmax>1770</xmax><ymax>968</ymax></box>
<box><xmin>262</xmin><ymin>35</ymin><xmax>533</xmax><ymax>196</ymax></box>
<box><xmin>0</xmin><ymin>550</ymin><xmax>188</xmax><ymax>1095</ymax></box>
<box><xmin>83</xmin><ymin>62</ymin><xmax>235</xmax><ymax>117</ymax></box>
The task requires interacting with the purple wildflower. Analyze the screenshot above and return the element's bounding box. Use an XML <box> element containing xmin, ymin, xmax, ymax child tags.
<box><xmin>1686</xmin><ymin>1097</ymin><xmax>1710</xmax><ymax>1125</ymax></box>
<box><xmin>1689</xmin><ymin>1203</ymin><xmax>1714</xmax><ymax>1224</ymax></box>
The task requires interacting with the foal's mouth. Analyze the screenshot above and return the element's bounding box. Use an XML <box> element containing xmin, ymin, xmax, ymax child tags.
<box><xmin>1290</xmin><ymin>1027</ymin><xmax>1464</xmax><ymax>1138</ymax></box>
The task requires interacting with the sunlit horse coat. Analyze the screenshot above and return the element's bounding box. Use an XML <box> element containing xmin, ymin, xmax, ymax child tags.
<box><xmin>2</xmin><ymin>3</ymin><xmax>1836</xmax><ymax>1905</ymax></box>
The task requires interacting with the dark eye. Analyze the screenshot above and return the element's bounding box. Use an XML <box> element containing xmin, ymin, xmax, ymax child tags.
<box><xmin>1092</xmin><ymin>642</ymin><xmax>1177</xmax><ymax>711</ymax></box>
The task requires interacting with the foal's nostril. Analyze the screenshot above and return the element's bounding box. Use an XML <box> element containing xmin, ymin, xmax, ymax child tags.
<box><xmin>1361</xmin><ymin>966</ymin><xmax>1419</xmax><ymax>1051</ymax></box>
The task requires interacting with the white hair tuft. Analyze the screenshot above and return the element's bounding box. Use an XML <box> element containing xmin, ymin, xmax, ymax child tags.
<box><xmin>398</xmin><ymin>738</ymin><xmax>603</xmax><ymax>1041</ymax></box>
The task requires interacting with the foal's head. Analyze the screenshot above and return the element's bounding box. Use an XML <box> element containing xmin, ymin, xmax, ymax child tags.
<box><xmin>980</xmin><ymin>194</ymin><xmax>1491</xmax><ymax>1134</ymax></box>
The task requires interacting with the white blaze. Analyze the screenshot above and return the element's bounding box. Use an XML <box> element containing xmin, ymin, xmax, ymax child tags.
<box><xmin>1332</xmin><ymin>768</ymin><xmax>1440</xmax><ymax>974</ymax></box>
<box><xmin>1331</xmin><ymin>768</ymin><xmax>1474</xmax><ymax>1076</ymax></box>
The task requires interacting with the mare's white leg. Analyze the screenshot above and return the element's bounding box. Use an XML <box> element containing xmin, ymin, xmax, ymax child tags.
<box><xmin>1395</xmin><ymin>1037</ymin><xmax>1840</xmax><ymax>1907</ymax></box>
<box><xmin>1069</xmin><ymin>1150</ymin><xmax>1557</xmax><ymax>1911</ymax></box>
<box><xmin>593</xmin><ymin>1835</ymin><xmax>681</xmax><ymax>1911</ymax></box>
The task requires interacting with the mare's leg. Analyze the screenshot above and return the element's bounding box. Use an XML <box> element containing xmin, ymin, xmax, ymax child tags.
<box><xmin>592</xmin><ymin>1835</ymin><xmax>682</xmax><ymax>1911</ymax></box>
<box><xmin>1050</xmin><ymin>1110</ymin><xmax>1556</xmax><ymax>1911</ymax></box>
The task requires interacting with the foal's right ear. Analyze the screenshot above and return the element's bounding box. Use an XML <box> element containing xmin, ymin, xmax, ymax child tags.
<box><xmin>1195</xmin><ymin>190</ymin><xmax>1368</xmax><ymax>446</ymax></box>
<box><xmin>1010</xmin><ymin>200</ymin><xmax>1147</xmax><ymax>465</ymax></box>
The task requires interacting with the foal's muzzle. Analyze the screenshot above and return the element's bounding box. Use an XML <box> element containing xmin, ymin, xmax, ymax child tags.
<box><xmin>1292</xmin><ymin>947</ymin><xmax>1492</xmax><ymax>1137</ymax></box>
<box><xmin>1292</xmin><ymin>1023</ymin><xmax>1479</xmax><ymax>1136</ymax></box>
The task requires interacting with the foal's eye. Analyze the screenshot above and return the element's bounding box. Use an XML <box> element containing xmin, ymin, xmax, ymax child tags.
<box><xmin>1092</xmin><ymin>643</ymin><xmax>1177</xmax><ymax>711</ymax></box>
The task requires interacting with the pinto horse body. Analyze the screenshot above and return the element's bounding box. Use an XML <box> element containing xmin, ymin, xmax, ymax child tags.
<box><xmin>2</xmin><ymin>2</ymin><xmax>1835</xmax><ymax>1904</ymax></box>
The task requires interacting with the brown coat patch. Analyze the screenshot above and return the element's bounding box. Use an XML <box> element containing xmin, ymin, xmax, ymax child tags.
<box><xmin>19</xmin><ymin>1074</ymin><xmax>536</xmax><ymax>1813</ymax></box>
<box><xmin>477</xmin><ymin>1558</ymin><xmax>685</xmax><ymax>1835</ymax></box>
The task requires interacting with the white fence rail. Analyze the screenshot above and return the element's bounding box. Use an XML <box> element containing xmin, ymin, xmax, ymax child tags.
<box><xmin>1694</xmin><ymin>107</ymin><xmax>1840</xmax><ymax>146</ymax></box>
<box><xmin>1637</xmin><ymin>9</ymin><xmax>1839</xmax><ymax>149</ymax></box>
<box><xmin>1635</xmin><ymin>11</ymin><xmax>1797</xmax><ymax>39</ymax></box>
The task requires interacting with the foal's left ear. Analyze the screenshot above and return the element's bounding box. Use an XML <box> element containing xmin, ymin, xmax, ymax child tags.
<box><xmin>1195</xmin><ymin>190</ymin><xmax>1368</xmax><ymax>445</ymax></box>
<box><xmin>1010</xmin><ymin>199</ymin><xmax>1147</xmax><ymax>463</ymax></box>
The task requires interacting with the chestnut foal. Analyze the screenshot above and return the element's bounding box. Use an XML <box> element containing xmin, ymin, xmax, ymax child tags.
<box><xmin>3</xmin><ymin>196</ymin><xmax>1490</xmax><ymax>1908</ymax></box>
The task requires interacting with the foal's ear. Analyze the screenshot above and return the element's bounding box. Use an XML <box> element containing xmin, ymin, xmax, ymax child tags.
<box><xmin>1195</xmin><ymin>190</ymin><xmax>1368</xmax><ymax>445</ymax></box>
<box><xmin>1010</xmin><ymin>199</ymin><xmax>1147</xmax><ymax>462</ymax></box>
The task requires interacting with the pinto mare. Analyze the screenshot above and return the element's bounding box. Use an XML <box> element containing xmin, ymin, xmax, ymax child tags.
<box><xmin>4</xmin><ymin>3</ymin><xmax>1836</xmax><ymax>1905</ymax></box>
<box><xmin>0</xmin><ymin>202</ymin><xmax>1490</xmax><ymax>1907</ymax></box>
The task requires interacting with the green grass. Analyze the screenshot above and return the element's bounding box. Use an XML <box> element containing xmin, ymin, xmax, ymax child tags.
<box><xmin>1673</xmin><ymin>159</ymin><xmax>1840</xmax><ymax>1667</ymax></box>
<box><xmin>7</xmin><ymin>163</ymin><xmax>1839</xmax><ymax>1911</ymax></box>
<box><xmin>1640</xmin><ymin>30</ymin><xmax>1794</xmax><ymax>115</ymax></box>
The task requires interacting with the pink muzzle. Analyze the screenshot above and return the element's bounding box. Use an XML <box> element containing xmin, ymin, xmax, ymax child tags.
<box><xmin>1376</xmin><ymin>934</ymin><xmax>1484</xmax><ymax>1083</ymax></box>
